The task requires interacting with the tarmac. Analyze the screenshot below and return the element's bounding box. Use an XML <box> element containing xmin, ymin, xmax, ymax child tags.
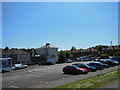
<box><xmin>30</xmin><ymin>66</ymin><xmax>119</xmax><ymax>88</ymax></box>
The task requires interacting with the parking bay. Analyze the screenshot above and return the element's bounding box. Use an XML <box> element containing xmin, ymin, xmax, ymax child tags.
<box><xmin>2</xmin><ymin>61</ymin><xmax>119</xmax><ymax>88</ymax></box>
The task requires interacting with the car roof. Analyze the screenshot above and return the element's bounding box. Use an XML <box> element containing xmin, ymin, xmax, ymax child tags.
<box><xmin>66</xmin><ymin>65</ymin><xmax>79</xmax><ymax>67</ymax></box>
<box><xmin>88</xmin><ymin>62</ymin><xmax>100</xmax><ymax>64</ymax></box>
<box><xmin>14</xmin><ymin>64</ymin><xmax>22</xmax><ymax>65</ymax></box>
<box><xmin>73</xmin><ymin>63</ymin><xmax>81</xmax><ymax>64</ymax></box>
<box><xmin>74</xmin><ymin>63</ymin><xmax>85</xmax><ymax>65</ymax></box>
<box><xmin>93</xmin><ymin>62</ymin><xmax>101</xmax><ymax>63</ymax></box>
<box><xmin>66</xmin><ymin>65</ymin><xmax>73</xmax><ymax>66</ymax></box>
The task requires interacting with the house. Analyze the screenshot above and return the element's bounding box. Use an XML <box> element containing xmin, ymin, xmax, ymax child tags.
<box><xmin>81</xmin><ymin>48</ymin><xmax>98</xmax><ymax>56</ymax></box>
<box><xmin>37</xmin><ymin>43</ymin><xmax>58</xmax><ymax>62</ymax></box>
<box><xmin>20</xmin><ymin>48</ymin><xmax>40</xmax><ymax>64</ymax></box>
<box><xmin>1</xmin><ymin>49</ymin><xmax>30</xmax><ymax>64</ymax></box>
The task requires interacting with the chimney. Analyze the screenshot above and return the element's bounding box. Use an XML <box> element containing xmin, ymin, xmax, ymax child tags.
<box><xmin>46</xmin><ymin>43</ymin><xmax>50</xmax><ymax>47</ymax></box>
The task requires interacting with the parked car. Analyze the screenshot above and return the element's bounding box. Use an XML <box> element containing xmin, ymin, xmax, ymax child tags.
<box><xmin>66</xmin><ymin>59</ymin><xmax>73</xmax><ymax>63</ymax></box>
<box><xmin>79</xmin><ymin>58</ymin><xmax>92</xmax><ymax>61</ymax></box>
<box><xmin>94</xmin><ymin>58</ymin><xmax>101</xmax><ymax>62</ymax></box>
<box><xmin>46</xmin><ymin>59</ymin><xmax>56</xmax><ymax>65</ymax></box>
<box><xmin>109</xmin><ymin>60</ymin><xmax>119</xmax><ymax>65</ymax></box>
<box><xmin>72</xmin><ymin>63</ymin><xmax>97</xmax><ymax>72</ymax></box>
<box><xmin>100</xmin><ymin>60</ymin><xmax>115</xmax><ymax>67</ymax></box>
<box><xmin>76</xmin><ymin>58</ymin><xmax>81</xmax><ymax>62</ymax></box>
<box><xmin>39</xmin><ymin>59</ymin><xmax>56</xmax><ymax>65</ymax></box>
<box><xmin>93</xmin><ymin>62</ymin><xmax>109</xmax><ymax>68</ymax></box>
<box><xmin>63</xmin><ymin>65</ymin><xmax>88</xmax><ymax>74</ymax></box>
<box><xmin>12</xmin><ymin>64</ymin><xmax>28</xmax><ymax>70</ymax></box>
<box><xmin>107</xmin><ymin>59</ymin><xmax>117</xmax><ymax>66</ymax></box>
<box><xmin>109</xmin><ymin>58</ymin><xmax>120</xmax><ymax>65</ymax></box>
<box><xmin>87</xmin><ymin>62</ymin><xmax>104</xmax><ymax>70</ymax></box>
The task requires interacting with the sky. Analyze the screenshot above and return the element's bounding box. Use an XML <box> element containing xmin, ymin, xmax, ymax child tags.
<box><xmin>2</xmin><ymin>2</ymin><xmax>118</xmax><ymax>50</ymax></box>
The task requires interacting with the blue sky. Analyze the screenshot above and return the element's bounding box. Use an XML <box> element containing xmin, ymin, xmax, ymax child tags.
<box><xmin>2</xmin><ymin>2</ymin><xmax>118</xmax><ymax>50</ymax></box>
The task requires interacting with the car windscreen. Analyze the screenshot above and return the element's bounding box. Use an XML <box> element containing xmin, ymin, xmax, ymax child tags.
<box><xmin>73</xmin><ymin>65</ymin><xmax>80</xmax><ymax>69</ymax></box>
<box><xmin>84</xmin><ymin>64</ymin><xmax>91</xmax><ymax>67</ymax></box>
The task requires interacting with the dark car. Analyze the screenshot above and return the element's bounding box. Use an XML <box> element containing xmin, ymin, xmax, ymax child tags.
<box><xmin>87</xmin><ymin>62</ymin><xmax>104</xmax><ymax>70</ymax></box>
<box><xmin>63</xmin><ymin>65</ymin><xmax>88</xmax><ymax>74</ymax></box>
<box><xmin>110</xmin><ymin>60</ymin><xmax>119</xmax><ymax>65</ymax></box>
<box><xmin>38</xmin><ymin>61</ymin><xmax>54</xmax><ymax>65</ymax></box>
<box><xmin>107</xmin><ymin>59</ymin><xmax>117</xmax><ymax>66</ymax></box>
<box><xmin>72</xmin><ymin>63</ymin><xmax>97</xmax><ymax>72</ymax></box>
<box><xmin>100</xmin><ymin>60</ymin><xmax>115</xmax><ymax>67</ymax></box>
<box><xmin>66</xmin><ymin>59</ymin><xmax>73</xmax><ymax>63</ymax></box>
<box><xmin>93</xmin><ymin>62</ymin><xmax>109</xmax><ymax>68</ymax></box>
<box><xmin>109</xmin><ymin>58</ymin><xmax>120</xmax><ymax>65</ymax></box>
<box><xmin>93</xmin><ymin>58</ymin><xmax>101</xmax><ymax>62</ymax></box>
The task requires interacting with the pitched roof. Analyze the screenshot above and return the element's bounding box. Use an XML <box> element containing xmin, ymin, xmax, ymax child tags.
<box><xmin>39</xmin><ymin>44</ymin><xmax>58</xmax><ymax>49</ymax></box>
<box><xmin>1</xmin><ymin>49</ymin><xmax>29</xmax><ymax>55</ymax></box>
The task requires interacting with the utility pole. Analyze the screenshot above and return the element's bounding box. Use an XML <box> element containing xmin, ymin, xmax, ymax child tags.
<box><xmin>110</xmin><ymin>41</ymin><xmax>112</xmax><ymax>46</ymax></box>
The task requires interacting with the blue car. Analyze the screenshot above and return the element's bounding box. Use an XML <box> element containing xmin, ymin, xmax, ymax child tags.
<box><xmin>87</xmin><ymin>62</ymin><xmax>104</xmax><ymax>70</ymax></box>
<box><xmin>73</xmin><ymin>63</ymin><xmax>97</xmax><ymax>72</ymax></box>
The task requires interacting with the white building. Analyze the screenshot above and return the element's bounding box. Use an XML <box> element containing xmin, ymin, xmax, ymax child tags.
<box><xmin>37</xmin><ymin>43</ymin><xmax>58</xmax><ymax>62</ymax></box>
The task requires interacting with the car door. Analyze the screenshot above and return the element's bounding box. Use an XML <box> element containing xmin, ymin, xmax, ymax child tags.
<box><xmin>71</xmin><ymin>66</ymin><xmax>77</xmax><ymax>73</ymax></box>
<box><xmin>81</xmin><ymin>64</ymin><xmax>88</xmax><ymax>69</ymax></box>
<box><xmin>67</xmin><ymin>66</ymin><xmax>72</xmax><ymax>73</ymax></box>
<box><xmin>64</xmin><ymin>66</ymin><xmax>69</xmax><ymax>73</ymax></box>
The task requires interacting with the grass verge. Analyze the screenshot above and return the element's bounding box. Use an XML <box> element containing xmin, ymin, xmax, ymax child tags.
<box><xmin>52</xmin><ymin>69</ymin><xmax>120</xmax><ymax>89</ymax></box>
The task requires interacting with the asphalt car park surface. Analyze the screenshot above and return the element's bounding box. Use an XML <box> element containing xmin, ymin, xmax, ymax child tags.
<box><xmin>2</xmin><ymin>61</ymin><xmax>119</xmax><ymax>88</ymax></box>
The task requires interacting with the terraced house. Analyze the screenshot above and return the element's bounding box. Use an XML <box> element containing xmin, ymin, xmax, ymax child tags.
<box><xmin>1</xmin><ymin>49</ymin><xmax>30</xmax><ymax>64</ymax></box>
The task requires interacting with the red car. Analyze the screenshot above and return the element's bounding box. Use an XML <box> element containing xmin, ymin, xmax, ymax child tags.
<box><xmin>63</xmin><ymin>65</ymin><xmax>88</xmax><ymax>74</ymax></box>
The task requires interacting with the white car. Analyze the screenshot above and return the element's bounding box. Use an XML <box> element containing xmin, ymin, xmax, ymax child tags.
<box><xmin>12</xmin><ymin>64</ymin><xmax>28</xmax><ymax>70</ymax></box>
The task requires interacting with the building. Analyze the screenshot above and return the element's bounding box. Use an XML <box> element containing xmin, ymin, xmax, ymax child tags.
<box><xmin>1</xmin><ymin>49</ymin><xmax>30</xmax><ymax>64</ymax></box>
<box><xmin>20</xmin><ymin>48</ymin><xmax>41</xmax><ymax>64</ymax></box>
<box><xmin>37</xmin><ymin>43</ymin><xmax>58</xmax><ymax>62</ymax></box>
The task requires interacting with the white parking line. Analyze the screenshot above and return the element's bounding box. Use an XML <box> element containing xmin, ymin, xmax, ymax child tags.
<box><xmin>9</xmin><ymin>85</ymin><xmax>18</xmax><ymax>88</ymax></box>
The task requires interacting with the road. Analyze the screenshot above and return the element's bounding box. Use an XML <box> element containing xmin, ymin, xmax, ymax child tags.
<box><xmin>2</xmin><ymin>61</ymin><xmax>119</xmax><ymax>88</ymax></box>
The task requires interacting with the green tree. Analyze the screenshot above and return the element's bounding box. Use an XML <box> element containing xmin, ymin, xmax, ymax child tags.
<box><xmin>4</xmin><ymin>46</ymin><xmax>9</xmax><ymax>51</ymax></box>
<box><xmin>58</xmin><ymin>51</ymin><xmax>66</xmax><ymax>63</ymax></box>
<box><xmin>71</xmin><ymin>46</ymin><xmax>76</xmax><ymax>51</ymax></box>
<box><xmin>99</xmin><ymin>54</ymin><xmax>109</xmax><ymax>59</ymax></box>
<box><xmin>95</xmin><ymin>45</ymin><xmax>103</xmax><ymax>53</ymax></box>
<box><xmin>65</xmin><ymin>52</ymin><xmax>70</xmax><ymax>59</ymax></box>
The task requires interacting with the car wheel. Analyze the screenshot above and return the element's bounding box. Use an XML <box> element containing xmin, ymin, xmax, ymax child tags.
<box><xmin>77</xmin><ymin>71</ymin><xmax>81</xmax><ymax>75</ymax></box>
<box><xmin>16</xmin><ymin>67</ymin><xmax>19</xmax><ymax>70</ymax></box>
<box><xmin>2</xmin><ymin>70</ymin><xmax>5</xmax><ymax>73</ymax></box>
<box><xmin>63</xmin><ymin>72</ymin><xmax>67</xmax><ymax>74</ymax></box>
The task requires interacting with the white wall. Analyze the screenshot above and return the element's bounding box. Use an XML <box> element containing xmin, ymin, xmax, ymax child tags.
<box><xmin>37</xmin><ymin>47</ymin><xmax>58</xmax><ymax>62</ymax></box>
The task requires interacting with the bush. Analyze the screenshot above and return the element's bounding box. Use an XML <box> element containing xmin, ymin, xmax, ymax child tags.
<box><xmin>99</xmin><ymin>54</ymin><xmax>109</xmax><ymax>59</ymax></box>
<box><xmin>58</xmin><ymin>51</ymin><xmax>66</xmax><ymax>63</ymax></box>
